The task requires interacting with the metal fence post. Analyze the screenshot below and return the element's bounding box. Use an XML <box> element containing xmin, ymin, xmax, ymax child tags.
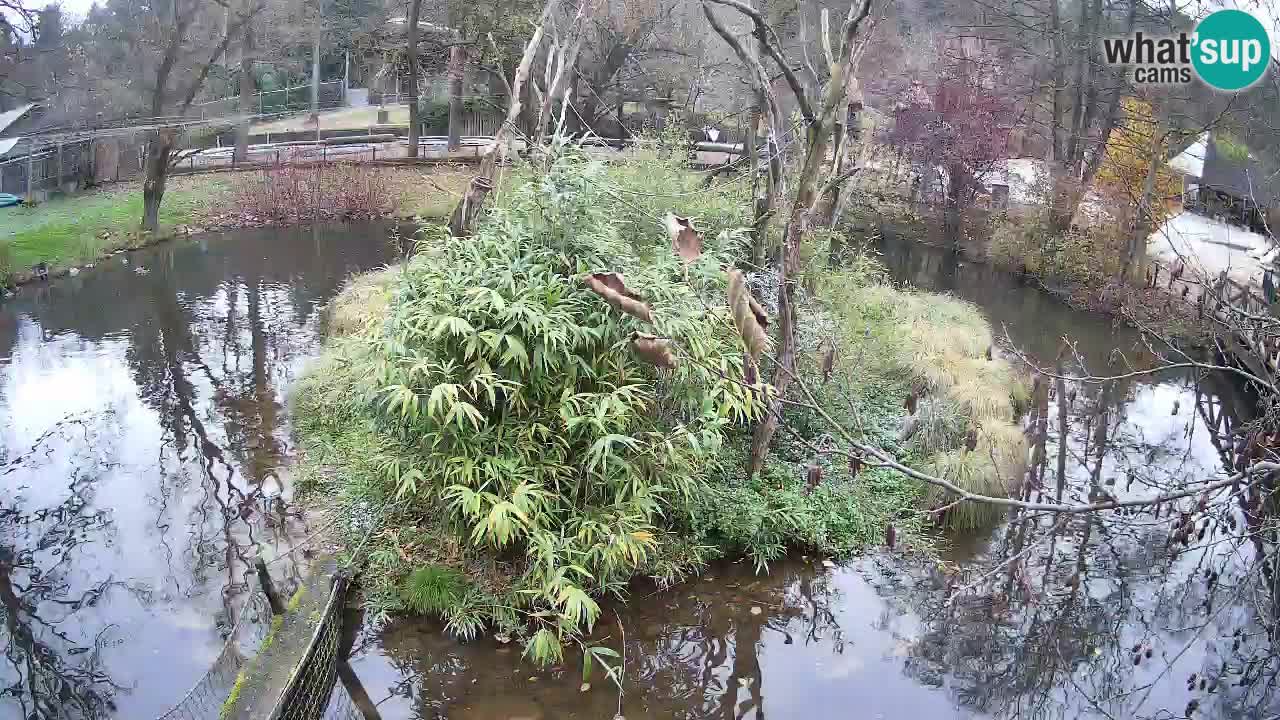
<box><xmin>255</xmin><ymin>556</ymin><xmax>286</xmax><ymax>615</ymax></box>
<box><xmin>25</xmin><ymin>152</ymin><xmax>33</xmax><ymax>202</ymax></box>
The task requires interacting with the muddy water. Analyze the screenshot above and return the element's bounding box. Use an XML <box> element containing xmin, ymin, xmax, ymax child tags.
<box><xmin>0</xmin><ymin>224</ymin><xmax>398</xmax><ymax>719</ymax></box>
<box><xmin>349</xmin><ymin>238</ymin><xmax>1277</xmax><ymax>720</ymax></box>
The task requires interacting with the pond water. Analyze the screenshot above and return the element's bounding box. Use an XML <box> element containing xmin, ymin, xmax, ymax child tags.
<box><xmin>3</xmin><ymin>226</ymin><xmax>1275</xmax><ymax>720</ymax></box>
<box><xmin>0</xmin><ymin>224</ymin><xmax>399</xmax><ymax>718</ymax></box>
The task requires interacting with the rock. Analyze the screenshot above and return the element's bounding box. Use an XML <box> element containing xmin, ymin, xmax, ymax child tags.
<box><xmin>68</xmin><ymin>267</ymin><xmax>79</xmax><ymax>276</ymax></box>
<box><xmin>579</xmin><ymin>683</ymin><xmax>590</xmax><ymax>692</ymax></box>
<box><xmin>822</xmin><ymin>559</ymin><xmax>836</xmax><ymax>568</ymax></box>
<box><xmin>904</xmin><ymin>657</ymin><xmax>945</xmax><ymax>687</ymax></box>
<box><xmin>750</xmin><ymin>606</ymin><xmax>762</xmax><ymax>615</ymax></box>
<box><xmin>134</xmin><ymin>266</ymin><xmax>149</xmax><ymax>275</ymax></box>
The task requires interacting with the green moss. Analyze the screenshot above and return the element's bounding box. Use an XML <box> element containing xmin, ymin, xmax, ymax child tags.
<box><xmin>1215</xmin><ymin>133</ymin><xmax>1251</xmax><ymax>164</ymax></box>
<box><xmin>285</xmin><ymin>586</ymin><xmax>307</xmax><ymax>613</ymax></box>
<box><xmin>219</xmin><ymin>612</ymin><xmax>285</xmax><ymax>719</ymax></box>
<box><xmin>220</xmin><ymin>670</ymin><xmax>247</xmax><ymax>720</ymax></box>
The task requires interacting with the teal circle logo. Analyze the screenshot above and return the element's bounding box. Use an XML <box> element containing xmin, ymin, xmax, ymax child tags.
<box><xmin>1192</xmin><ymin>9</ymin><xmax>1271</xmax><ymax>91</ymax></box>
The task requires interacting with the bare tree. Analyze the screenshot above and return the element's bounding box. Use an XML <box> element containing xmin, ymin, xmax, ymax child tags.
<box><xmin>702</xmin><ymin>0</ymin><xmax>874</xmax><ymax>477</ymax></box>
<box><xmin>406</xmin><ymin>0</ymin><xmax>424</xmax><ymax>157</ymax></box>
<box><xmin>140</xmin><ymin>0</ymin><xmax>265</xmax><ymax>232</ymax></box>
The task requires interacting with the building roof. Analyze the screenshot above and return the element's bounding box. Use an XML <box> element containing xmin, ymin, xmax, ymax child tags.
<box><xmin>1199</xmin><ymin>133</ymin><xmax>1278</xmax><ymax>207</ymax></box>
<box><xmin>0</xmin><ymin>103</ymin><xmax>36</xmax><ymax>136</ymax></box>
<box><xmin>1168</xmin><ymin>131</ymin><xmax>1206</xmax><ymax>179</ymax></box>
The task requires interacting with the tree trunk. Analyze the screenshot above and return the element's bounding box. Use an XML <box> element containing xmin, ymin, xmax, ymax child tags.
<box><xmin>1125</xmin><ymin>130</ymin><xmax>1163</xmax><ymax>283</ymax></box>
<box><xmin>943</xmin><ymin>162</ymin><xmax>965</xmax><ymax>250</ymax></box>
<box><xmin>234</xmin><ymin>24</ymin><xmax>254</xmax><ymax>165</ymax></box>
<box><xmin>447</xmin><ymin>43</ymin><xmax>464</xmax><ymax>152</ymax></box>
<box><xmin>748</xmin><ymin>123</ymin><xmax>835</xmax><ymax>477</ymax></box>
<box><xmin>746</xmin><ymin>104</ymin><xmax>764</xmax><ymax>266</ymax></box>
<box><xmin>406</xmin><ymin>0</ymin><xmax>422</xmax><ymax>158</ymax></box>
<box><xmin>141</xmin><ymin>131</ymin><xmax>175</xmax><ymax>233</ymax></box>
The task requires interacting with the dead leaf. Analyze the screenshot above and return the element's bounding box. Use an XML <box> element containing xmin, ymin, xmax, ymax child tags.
<box><xmin>806</xmin><ymin>463</ymin><xmax>823</xmax><ymax>490</ymax></box>
<box><xmin>819</xmin><ymin>338</ymin><xmax>835</xmax><ymax>383</ymax></box>
<box><xmin>965</xmin><ymin>427</ymin><xmax>979</xmax><ymax>452</ymax></box>
<box><xmin>632</xmin><ymin>332</ymin><xmax>677</xmax><ymax>369</ymax></box>
<box><xmin>584</xmin><ymin>272</ymin><xmax>653</xmax><ymax>323</ymax></box>
<box><xmin>743</xmin><ymin>354</ymin><xmax>758</xmax><ymax>385</ymax></box>
<box><xmin>665</xmin><ymin>213</ymin><xmax>703</xmax><ymax>262</ymax></box>
<box><xmin>728</xmin><ymin>270</ymin><xmax>770</xmax><ymax>362</ymax></box>
<box><xmin>886</xmin><ymin>524</ymin><xmax>897</xmax><ymax>549</ymax></box>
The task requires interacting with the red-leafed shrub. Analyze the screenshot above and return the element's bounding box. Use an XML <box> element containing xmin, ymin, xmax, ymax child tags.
<box><xmin>231</xmin><ymin>162</ymin><xmax>398</xmax><ymax>224</ymax></box>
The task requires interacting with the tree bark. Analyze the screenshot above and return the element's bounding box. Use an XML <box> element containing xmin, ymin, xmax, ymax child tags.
<box><xmin>142</xmin><ymin>130</ymin><xmax>176</xmax><ymax>233</ymax></box>
<box><xmin>447</xmin><ymin>43</ymin><xmax>464</xmax><ymax>152</ymax></box>
<box><xmin>234</xmin><ymin>23</ymin><xmax>255</xmax><ymax>165</ymax></box>
<box><xmin>1126</xmin><ymin>129</ymin><xmax>1163</xmax><ymax>282</ymax></box>
<box><xmin>311</xmin><ymin>5</ymin><xmax>321</xmax><ymax>141</ymax></box>
<box><xmin>406</xmin><ymin>0</ymin><xmax>422</xmax><ymax>158</ymax></box>
<box><xmin>746</xmin><ymin>103</ymin><xmax>763</xmax><ymax>266</ymax></box>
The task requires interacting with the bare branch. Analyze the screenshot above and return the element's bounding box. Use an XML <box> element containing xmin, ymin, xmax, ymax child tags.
<box><xmin>703</xmin><ymin>0</ymin><xmax>815</xmax><ymax>124</ymax></box>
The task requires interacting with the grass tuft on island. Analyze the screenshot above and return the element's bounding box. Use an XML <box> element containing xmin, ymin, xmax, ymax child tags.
<box><xmin>290</xmin><ymin>146</ymin><xmax>1028</xmax><ymax>667</ymax></box>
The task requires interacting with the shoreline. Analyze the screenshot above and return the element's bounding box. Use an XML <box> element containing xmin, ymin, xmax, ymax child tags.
<box><xmin>0</xmin><ymin>164</ymin><xmax>470</xmax><ymax>292</ymax></box>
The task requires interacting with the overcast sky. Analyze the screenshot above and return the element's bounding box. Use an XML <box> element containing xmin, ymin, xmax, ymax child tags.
<box><xmin>41</xmin><ymin>0</ymin><xmax>1280</xmax><ymax>59</ymax></box>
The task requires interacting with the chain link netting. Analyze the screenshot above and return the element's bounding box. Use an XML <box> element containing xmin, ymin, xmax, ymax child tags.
<box><xmin>155</xmin><ymin>589</ymin><xmax>274</xmax><ymax>720</ymax></box>
<box><xmin>269</xmin><ymin>576</ymin><xmax>353</xmax><ymax>720</ymax></box>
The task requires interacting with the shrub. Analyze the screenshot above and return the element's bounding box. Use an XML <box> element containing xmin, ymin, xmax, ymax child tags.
<box><xmin>355</xmin><ymin>151</ymin><xmax>759</xmax><ymax>661</ymax></box>
<box><xmin>231</xmin><ymin>163</ymin><xmax>397</xmax><ymax>224</ymax></box>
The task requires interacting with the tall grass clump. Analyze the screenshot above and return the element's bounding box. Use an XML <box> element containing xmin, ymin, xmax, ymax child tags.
<box><xmin>816</xmin><ymin>255</ymin><xmax>1028</xmax><ymax>529</ymax></box>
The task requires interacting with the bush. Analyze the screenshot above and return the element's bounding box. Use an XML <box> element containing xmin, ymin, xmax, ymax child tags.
<box><xmin>293</xmin><ymin>142</ymin><xmax>1024</xmax><ymax>665</ymax></box>
<box><xmin>231</xmin><ymin>163</ymin><xmax>397</xmax><ymax>224</ymax></box>
<box><xmin>348</xmin><ymin>151</ymin><xmax>759</xmax><ymax>661</ymax></box>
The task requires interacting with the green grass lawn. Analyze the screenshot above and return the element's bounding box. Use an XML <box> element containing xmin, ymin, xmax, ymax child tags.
<box><xmin>0</xmin><ymin>176</ymin><xmax>233</xmax><ymax>281</ymax></box>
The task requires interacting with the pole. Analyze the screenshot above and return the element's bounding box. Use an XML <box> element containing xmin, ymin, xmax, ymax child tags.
<box><xmin>311</xmin><ymin>0</ymin><xmax>322</xmax><ymax>142</ymax></box>
<box><xmin>25</xmin><ymin>151</ymin><xmax>33</xmax><ymax>202</ymax></box>
<box><xmin>56</xmin><ymin>142</ymin><xmax>63</xmax><ymax>192</ymax></box>
<box><xmin>344</xmin><ymin>50</ymin><xmax>350</xmax><ymax>99</ymax></box>
<box><xmin>254</xmin><ymin>556</ymin><xmax>286</xmax><ymax>615</ymax></box>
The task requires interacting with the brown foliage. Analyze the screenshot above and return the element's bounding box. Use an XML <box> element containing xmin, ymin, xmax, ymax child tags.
<box><xmin>727</xmin><ymin>269</ymin><xmax>770</xmax><ymax>363</ymax></box>
<box><xmin>228</xmin><ymin>163</ymin><xmax>398</xmax><ymax>225</ymax></box>
<box><xmin>584</xmin><ymin>272</ymin><xmax>654</xmax><ymax>324</ymax></box>
<box><xmin>631</xmin><ymin>332</ymin><xmax>677</xmax><ymax>368</ymax></box>
<box><xmin>665</xmin><ymin>213</ymin><xmax>704</xmax><ymax>262</ymax></box>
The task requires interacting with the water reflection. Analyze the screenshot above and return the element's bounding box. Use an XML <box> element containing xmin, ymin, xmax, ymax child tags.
<box><xmin>0</xmin><ymin>224</ymin><xmax>397</xmax><ymax>718</ymax></box>
<box><xmin>350</xmin><ymin>560</ymin><xmax>962</xmax><ymax>720</ymax></box>
<box><xmin>879</xmin><ymin>239</ymin><xmax>1279</xmax><ymax>719</ymax></box>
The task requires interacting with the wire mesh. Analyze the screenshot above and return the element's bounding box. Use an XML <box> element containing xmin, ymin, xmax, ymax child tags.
<box><xmin>154</xmin><ymin>588</ymin><xmax>274</xmax><ymax>720</ymax></box>
<box><xmin>268</xmin><ymin>575</ymin><xmax>351</xmax><ymax>720</ymax></box>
